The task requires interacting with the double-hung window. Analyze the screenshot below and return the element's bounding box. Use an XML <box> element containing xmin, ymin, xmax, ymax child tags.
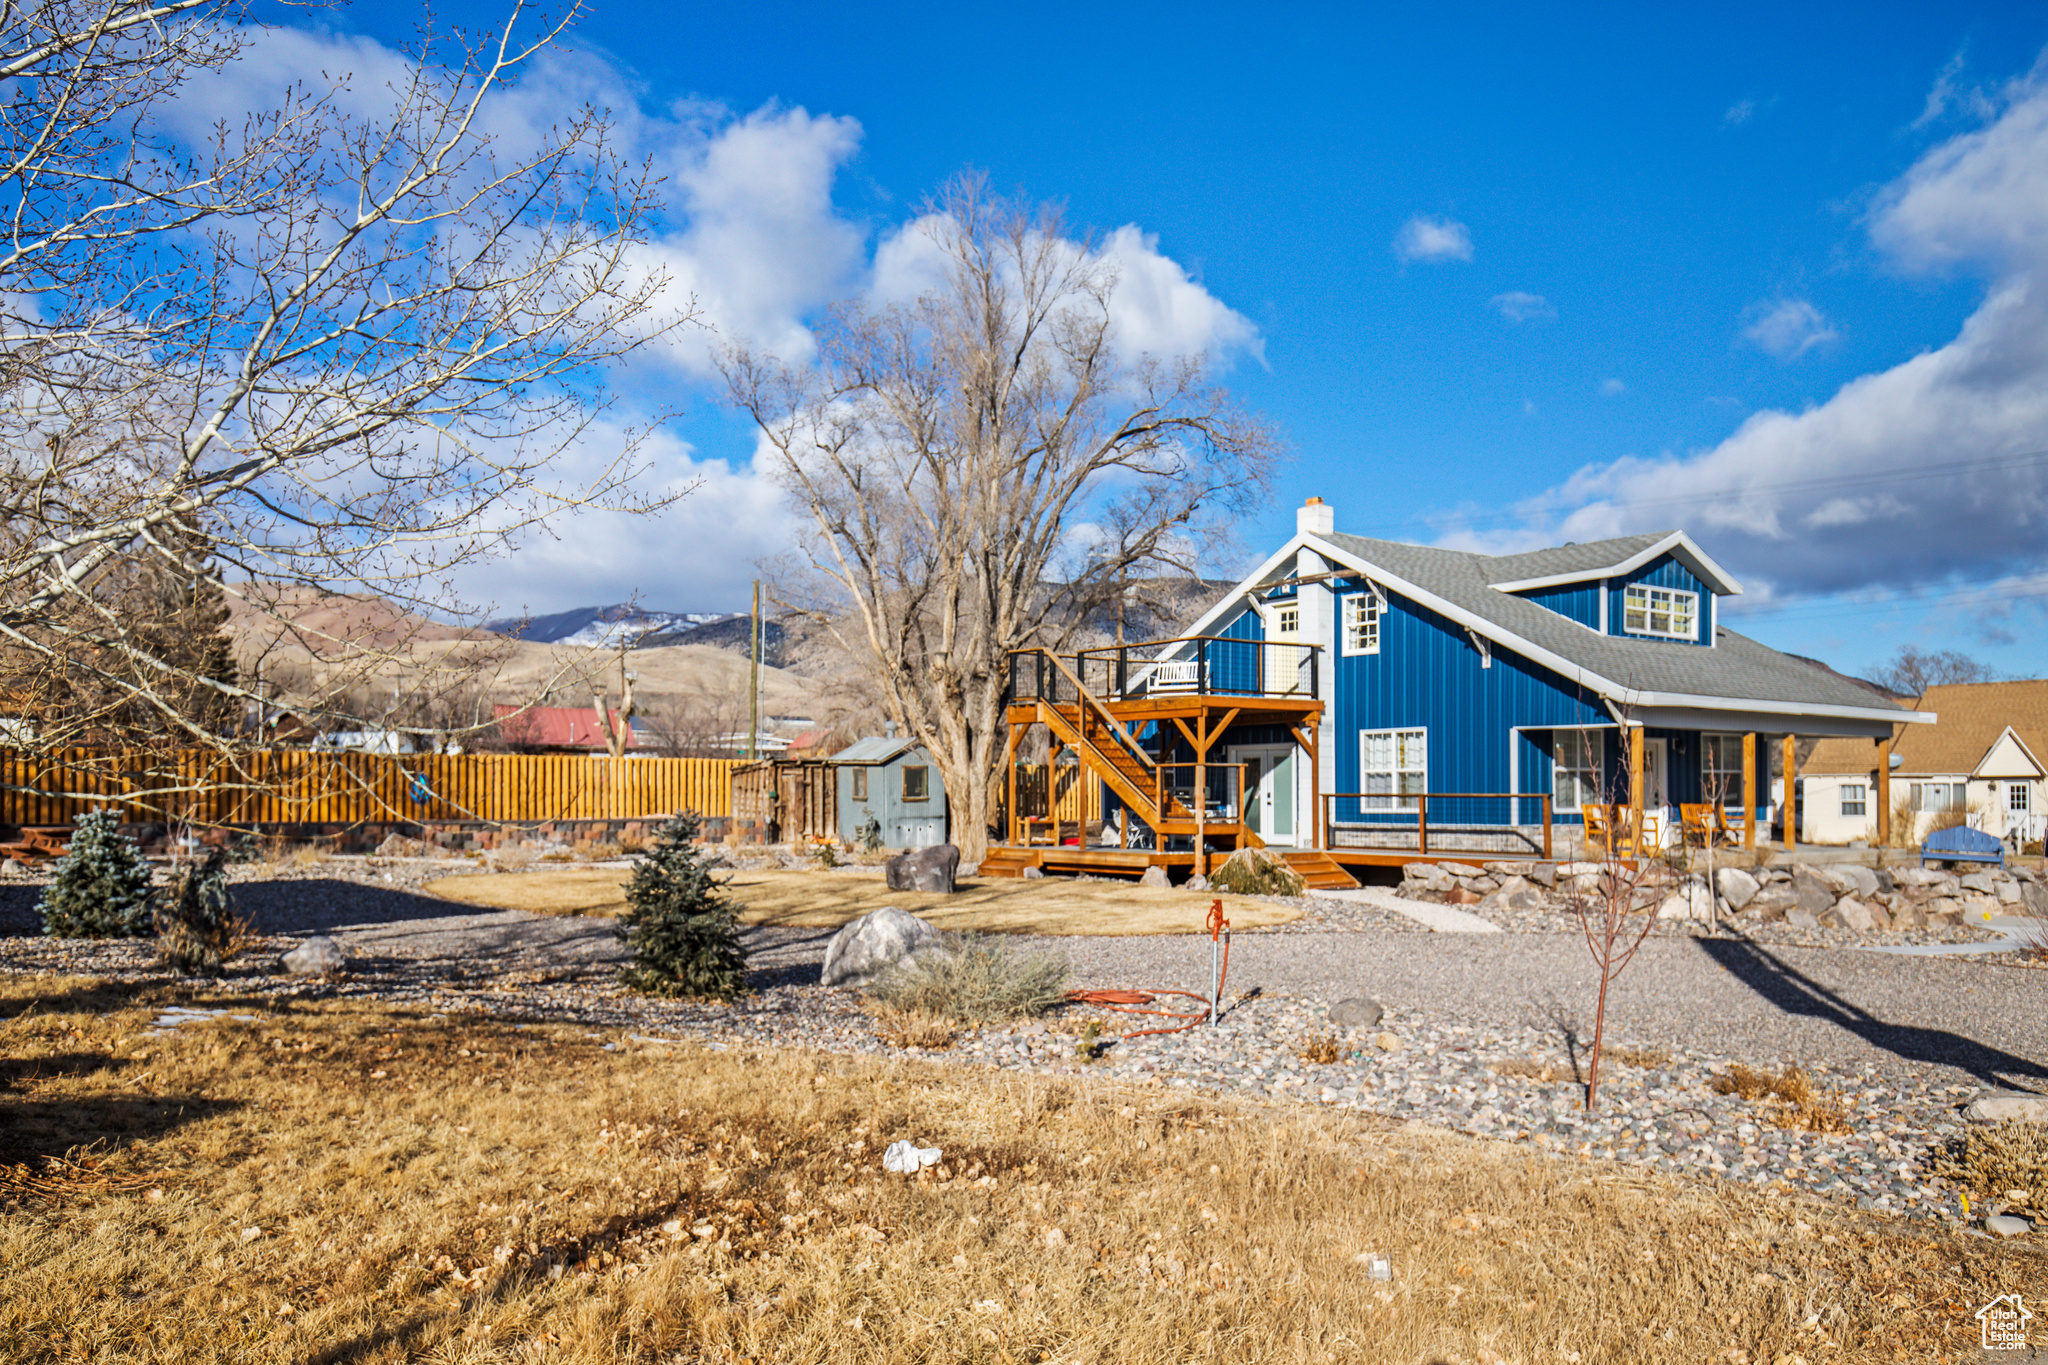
<box><xmin>2010</xmin><ymin>783</ymin><xmax>2031</xmax><ymax>813</ymax></box>
<box><xmin>1622</xmin><ymin>584</ymin><xmax>1698</xmax><ymax>640</ymax></box>
<box><xmin>1361</xmin><ymin>729</ymin><xmax>1426</xmax><ymax>811</ymax></box>
<box><xmin>1552</xmin><ymin>730</ymin><xmax>1603</xmax><ymax>810</ymax></box>
<box><xmin>1341</xmin><ymin>592</ymin><xmax>1382</xmax><ymax>656</ymax></box>
<box><xmin>1840</xmin><ymin>783</ymin><xmax>1867</xmax><ymax>818</ymax></box>
<box><xmin>1701</xmin><ymin>733</ymin><xmax>1744</xmax><ymax>803</ymax></box>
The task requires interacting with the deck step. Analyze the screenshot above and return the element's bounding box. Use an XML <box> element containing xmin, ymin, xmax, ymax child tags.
<box><xmin>976</xmin><ymin>849</ymin><xmax>1041</xmax><ymax>879</ymax></box>
<box><xmin>1279</xmin><ymin>850</ymin><xmax>1359</xmax><ymax>890</ymax></box>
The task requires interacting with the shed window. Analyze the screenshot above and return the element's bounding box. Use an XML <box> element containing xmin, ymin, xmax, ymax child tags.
<box><xmin>902</xmin><ymin>765</ymin><xmax>929</xmax><ymax>801</ymax></box>
<box><xmin>1622</xmin><ymin>584</ymin><xmax>1698</xmax><ymax>640</ymax></box>
<box><xmin>1341</xmin><ymin>592</ymin><xmax>1381</xmax><ymax>656</ymax></box>
<box><xmin>1360</xmin><ymin>729</ymin><xmax>1426</xmax><ymax>811</ymax></box>
<box><xmin>1552</xmin><ymin>730</ymin><xmax>1604</xmax><ymax>811</ymax></box>
<box><xmin>1840</xmin><ymin>783</ymin><xmax>1867</xmax><ymax>818</ymax></box>
<box><xmin>850</xmin><ymin>768</ymin><xmax>867</xmax><ymax>801</ymax></box>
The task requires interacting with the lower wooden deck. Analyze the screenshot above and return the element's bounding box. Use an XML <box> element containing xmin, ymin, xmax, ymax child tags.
<box><xmin>978</xmin><ymin>844</ymin><xmax>1488</xmax><ymax>883</ymax></box>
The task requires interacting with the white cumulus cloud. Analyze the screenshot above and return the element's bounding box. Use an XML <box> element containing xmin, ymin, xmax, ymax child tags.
<box><xmin>1491</xmin><ymin>291</ymin><xmax>1555</xmax><ymax>322</ymax></box>
<box><xmin>1393</xmin><ymin>215</ymin><xmax>1473</xmax><ymax>264</ymax></box>
<box><xmin>1447</xmin><ymin>65</ymin><xmax>2048</xmax><ymax>607</ymax></box>
<box><xmin>1740</xmin><ymin>298</ymin><xmax>1839</xmax><ymax>358</ymax></box>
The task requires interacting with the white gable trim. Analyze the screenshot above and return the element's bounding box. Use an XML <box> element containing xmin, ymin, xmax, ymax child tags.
<box><xmin>1487</xmin><ymin>531</ymin><xmax>1744</xmax><ymax>597</ymax></box>
<box><xmin>1972</xmin><ymin>726</ymin><xmax>2046</xmax><ymax>779</ymax></box>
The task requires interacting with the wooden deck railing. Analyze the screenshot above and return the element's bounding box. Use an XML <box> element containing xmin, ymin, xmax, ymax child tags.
<box><xmin>1322</xmin><ymin>792</ymin><xmax>1552</xmax><ymax>860</ymax></box>
<box><xmin>0</xmin><ymin>749</ymin><xmax>740</xmax><ymax>827</ymax></box>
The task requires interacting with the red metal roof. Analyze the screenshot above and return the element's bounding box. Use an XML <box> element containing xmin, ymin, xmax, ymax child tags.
<box><xmin>492</xmin><ymin>704</ymin><xmax>641</xmax><ymax>751</ymax></box>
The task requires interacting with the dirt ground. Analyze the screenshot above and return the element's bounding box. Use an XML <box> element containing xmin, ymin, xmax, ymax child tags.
<box><xmin>422</xmin><ymin>867</ymin><xmax>1303</xmax><ymax>936</ymax></box>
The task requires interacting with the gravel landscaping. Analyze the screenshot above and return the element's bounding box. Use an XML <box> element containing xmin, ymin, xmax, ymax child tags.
<box><xmin>4</xmin><ymin>852</ymin><xmax>2045</xmax><ymax>1239</ymax></box>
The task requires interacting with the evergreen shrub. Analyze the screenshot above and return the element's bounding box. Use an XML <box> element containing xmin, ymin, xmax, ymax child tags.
<box><xmin>38</xmin><ymin>809</ymin><xmax>155</xmax><ymax>938</ymax></box>
<box><xmin>616</xmin><ymin>814</ymin><xmax>748</xmax><ymax>999</ymax></box>
<box><xmin>155</xmin><ymin>845</ymin><xmax>238</xmax><ymax>974</ymax></box>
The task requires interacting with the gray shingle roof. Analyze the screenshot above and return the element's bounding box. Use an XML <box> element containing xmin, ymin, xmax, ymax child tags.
<box><xmin>1477</xmin><ymin>532</ymin><xmax>1671</xmax><ymax>585</ymax></box>
<box><xmin>1307</xmin><ymin>532</ymin><xmax>1909</xmax><ymax>713</ymax></box>
<box><xmin>829</xmin><ymin>736</ymin><xmax>920</xmax><ymax>764</ymax></box>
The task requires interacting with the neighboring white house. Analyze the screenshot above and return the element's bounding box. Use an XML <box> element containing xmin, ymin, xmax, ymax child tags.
<box><xmin>1802</xmin><ymin>680</ymin><xmax>2047</xmax><ymax>848</ymax></box>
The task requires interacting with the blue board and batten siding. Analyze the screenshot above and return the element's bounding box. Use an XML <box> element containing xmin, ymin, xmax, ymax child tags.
<box><xmin>1512</xmin><ymin>581</ymin><xmax>1601</xmax><ymax>628</ymax></box>
<box><xmin>1208</xmin><ymin>592</ymin><xmax>1609</xmax><ymax>816</ymax></box>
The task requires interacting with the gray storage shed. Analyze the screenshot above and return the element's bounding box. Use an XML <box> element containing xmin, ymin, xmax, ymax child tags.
<box><xmin>830</xmin><ymin>736</ymin><xmax>948</xmax><ymax>849</ymax></box>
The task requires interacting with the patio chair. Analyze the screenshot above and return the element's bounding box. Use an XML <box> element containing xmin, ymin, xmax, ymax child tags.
<box><xmin>1678</xmin><ymin>803</ymin><xmax>1722</xmax><ymax>849</ymax></box>
<box><xmin>1580</xmin><ymin>804</ymin><xmax>1636</xmax><ymax>858</ymax></box>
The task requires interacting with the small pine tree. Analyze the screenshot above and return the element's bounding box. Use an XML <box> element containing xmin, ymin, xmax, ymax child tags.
<box><xmin>155</xmin><ymin>845</ymin><xmax>237</xmax><ymax>974</ymax></box>
<box><xmin>39</xmin><ymin>809</ymin><xmax>155</xmax><ymax>938</ymax></box>
<box><xmin>616</xmin><ymin>814</ymin><xmax>748</xmax><ymax>999</ymax></box>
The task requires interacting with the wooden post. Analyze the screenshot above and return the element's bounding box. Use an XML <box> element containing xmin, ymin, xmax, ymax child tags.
<box><xmin>1781</xmin><ymin>733</ymin><xmax>1798</xmax><ymax>851</ymax></box>
<box><xmin>1194</xmin><ymin>714</ymin><xmax>1207</xmax><ymax>878</ymax></box>
<box><xmin>1628</xmin><ymin>723</ymin><xmax>1645</xmax><ymax>850</ymax></box>
<box><xmin>1742</xmin><ymin>733</ymin><xmax>1757</xmax><ymax>852</ymax></box>
<box><xmin>1309</xmin><ymin>730</ymin><xmax>1321</xmax><ymax>850</ymax></box>
<box><xmin>1876</xmin><ymin>734</ymin><xmax>1892</xmax><ymax>847</ymax></box>
<box><xmin>1004</xmin><ymin>726</ymin><xmax>1020</xmax><ymax>848</ymax></box>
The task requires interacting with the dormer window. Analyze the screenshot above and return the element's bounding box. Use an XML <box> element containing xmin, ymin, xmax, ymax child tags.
<box><xmin>1623</xmin><ymin>584</ymin><xmax>1697</xmax><ymax>639</ymax></box>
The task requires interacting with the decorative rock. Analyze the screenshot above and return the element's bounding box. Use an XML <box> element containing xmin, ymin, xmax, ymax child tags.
<box><xmin>1964</xmin><ymin>1094</ymin><xmax>2048</xmax><ymax>1124</ymax></box>
<box><xmin>1864</xmin><ymin>899</ymin><xmax>1893</xmax><ymax>932</ymax></box>
<box><xmin>1985</xmin><ymin>1214</ymin><xmax>2032</xmax><ymax>1238</ymax></box>
<box><xmin>1438</xmin><ymin>862</ymin><xmax>1485</xmax><ymax>878</ymax></box>
<box><xmin>1402</xmin><ymin>863</ymin><xmax>1452</xmax><ymax>891</ymax></box>
<box><xmin>1714</xmin><ymin>867</ymin><xmax>1760</xmax><ymax>911</ymax></box>
<box><xmin>1837</xmin><ymin>865</ymin><xmax>1882</xmax><ymax>898</ymax></box>
<box><xmin>1185</xmin><ymin>874</ymin><xmax>1211</xmax><ymax>891</ymax></box>
<box><xmin>1960</xmin><ymin>872</ymin><xmax>1996</xmax><ymax>895</ymax></box>
<box><xmin>282</xmin><ymin>936</ymin><xmax>346</xmax><ymax>976</ymax></box>
<box><xmin>1444</xmin><ymin>885</ymin><xmax>1482</xmax><ymax>906</ymax></box>
<box><xmin>1994</xmin><ymin>879</ymin><xmax>2022</xmax><ymax>904</ymax></box>
<box><xmin>1656</xmin><ymin>882</ymin><xmax>1714</xmax><ymax>921</ymax></box>
<box><xmin>885</xmin><ymin>844</ymin><xmax>960</xmax><ymax>894</ymax></box>
<box><xmin>1895</xmin><ymin>867</ymin><xmax>1945</xmax><ymax>888</ymax></box>
<box><xmin>820</xmin><ymin>906</ymin><xmax>941</xmax><ymax>987</ymax></box>
<box><xmin>2024</xmin><ymin>881</ymin><xmax>2048</xmax><ymax>916</ymax></box>
<box><xmin>1329</xmin><ymin>997</ymin><xmax>1385</xmax><ymax>1028</ymax></box>
<box><xmin>1557</xmin><ymin>861</ymin><xmax>1604</xmax><ymax>878</ymax></box>
<box><xmin>1372</xmin><ymin>1032</ymin><xmax>1403</xmax><ymax>1052</ymax></box>
<box><xmin>1138</xmin><ymin>865</ymin><xmax>1170</xmax><ymax>889</ymax></box>
<box><xmin>1834</xmin><ymin>897</ymin><xmax>1875</xmax><ymax>933</ymax></box>
<box><xmin>1789</xmin><ymin>868</ymin><xmax>1837</xmax><ymax>919</ymax></box>
<box><xmin>1786</xmin><ymin>907</ymin><xmax>1820</xmax><ymax>932</ymax></box>
<box><xmin>1525</xmin><ymin>863</ymin><xmax>1559</xmax><ymax>889</ymax></box>
<box><xmin>1021</xmin><ymin>866</ymin><xmax>1045</xmax><ymax>880</ymax></box>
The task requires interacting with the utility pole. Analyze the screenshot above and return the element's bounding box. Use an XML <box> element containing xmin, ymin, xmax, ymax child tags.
<box><xmin>748</xmin><ymin>579</ymin><xmax>762</xmax><ymax>760</ymax></box>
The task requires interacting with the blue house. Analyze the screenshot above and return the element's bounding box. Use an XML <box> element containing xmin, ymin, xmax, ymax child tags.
<box><xmin>986</xmin><ymin>498</ymin><xmax>1931</xmax><ymax>882</ymax></box>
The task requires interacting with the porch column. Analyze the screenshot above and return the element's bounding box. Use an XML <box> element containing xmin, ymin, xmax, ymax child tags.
<box><xmin>1628</xmin><ymin>723</ymin><xmax>1645</xmax><ymax>848</ymax></box>
<box><xmin>1781</xmin><ymin>733</ymin><xmax>1799</xmax><ymax>851</ymax></box>
<box><xmin>1004</xmin><ymin>725</ymin><xmax>1020</xmax><ymax>847</ymax></box>
<box><xmin>1741</xmin><ymin>732</ymin><xmax>1757</xmax><ymax>852</ymax></box>
<box><xmin>1193</xmin><ymin>714</ymin><xmax>1207</xmax><ymax>877</ymax></box>
<box><xmin>1876</xmin><ymin>735</ymin><xmax>1892</xmax><ymax>846</ymax></box>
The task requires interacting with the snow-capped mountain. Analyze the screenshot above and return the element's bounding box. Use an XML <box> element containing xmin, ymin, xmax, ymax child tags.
<box><xmin>483</xmin><ymin>603</ymin><xmax>736</xmax><ymax>647</ymax></box>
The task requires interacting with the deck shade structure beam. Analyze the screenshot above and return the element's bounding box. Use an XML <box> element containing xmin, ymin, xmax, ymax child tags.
<box><xmin>1782</xmin><ymin>733</ymin><xmax>1798</xmax><ymax>851</ymax></box>
<box><xmin>1876</xmin><ymin>735</ymin><xmax>1892</xmax><ymax>845</ymax></box>
<box><xmin>1742</xmin><ymin>732</ymin><xmax>1758</xmax><ymax>852</ymax></box>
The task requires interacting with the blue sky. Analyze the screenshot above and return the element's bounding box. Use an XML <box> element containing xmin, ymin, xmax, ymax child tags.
<box><xmin>264</xmin><ymin>1</ymin><xmax>2048</xmax><ymax>681</ymax></box>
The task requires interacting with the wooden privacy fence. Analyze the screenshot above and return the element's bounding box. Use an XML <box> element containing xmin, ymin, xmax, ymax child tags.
<box><xmin>731</xmin><ymin>761</ymin><xmax>838</xmax><ymax>843</ymax></box>
<box><xmin>0</xmin><ymin>749</ymin><xmax>739</xmax><ymax>827</ymax></box>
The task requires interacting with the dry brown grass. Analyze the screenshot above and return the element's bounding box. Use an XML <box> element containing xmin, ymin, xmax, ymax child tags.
<box><xmin>0</xmin><ymin>974</ymin><xmax>2039</xmax><ymax>1364</ymax></box>
<box><xmin>1927</xmin><ymin>1120</ymin><xmax>2048</xmax><ymax>1213</ymax></box>
<box><xmin>424</xmin><ymin>868</ymin><xmax>1303</xmax><ymax>935</ymax></box>
<box><xmin>1297</xmin><ymin>1034</ymin><xmax>1342</xmax><ymax>1065</ymax></box>
<box><xmin>867</xmin><ymin>1004</ymin><xmax>961</xmax><ymax>1051</ymax></box>
<box><xmin>1712</xmin><ymin>1064</ymin><xmax>1852</xmax><ymax>1134</ymax></box>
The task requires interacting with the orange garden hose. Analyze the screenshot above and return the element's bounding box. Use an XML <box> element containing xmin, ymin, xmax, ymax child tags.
<box><xmin>1066</xmin><ymin>898</ymin><xmax>1231</xmax><ymax>1038</ymax></box>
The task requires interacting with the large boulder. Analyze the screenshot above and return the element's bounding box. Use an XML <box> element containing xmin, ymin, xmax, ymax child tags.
<box><xmin>1402</xmin><ymin>862</ymin><xmax>1452</xmax><ymax>892</ymax></box>
<box><xmin>885</xmin><ymin>844</ymin><xmax>960</xmax><ymax>894</ymax></box>
<box><xmin>821</xmin><ymin>906</ymin><xmax>941</xmax><ymax>987</ymax></box>
<box><xmin>1655</xmin><ymin>881</ymin><xmax>1714</xmax><ymax>921</ymax></box>
<box><xmin>1960</xmin><ymin>871</ymin><xmax>1997</xmax><ymax>895</ymax></box>
<box><xmin>1329</xmin><ymin>997</ymin><xmax>1384</xmax><ymax>1028</ymax></box>
<box><xmin>1894</xmin><ymin>867</ymin><xmax>1946</xmax><ymax>888</ymax></box>
<box><xmin>283</xmin><ymin>936</ymin><xmax>346</xmax><ymax>976</ymax></box>
<box><xmin>1965</xmin><ymin>1093</ymin><xmax>2048</xmax><ymax>1124</ymax></box>
<box><xmin>1138</xmin><ymin>865</ymin><xmax>1170</xmax><ymax>889</ymax></box>
<box><xmin>1714</xmin><ymin>866</ymin><xmax>1761</xmax><ymax>911</ymax></box>
<box><xmin>1833</xmin><ymin>897</ymin><xmax>1876</xmax><ymax>933</ymax></box>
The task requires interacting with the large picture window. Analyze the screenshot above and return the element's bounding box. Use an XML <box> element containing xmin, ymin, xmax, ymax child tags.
<box><xmin>1622</xmin><ymin>584</ymin><xmax>1698</xmax><ymax>640</ymax></box>
<box><xmin>1910</xmin><ymin>782</ymin><xmax>1965</xmax><ymax>813</ymax></box>
<box><xmin>1552</xmin><ymin>730</ymin><xmax>1604</xmax><ymax>811</ymax></box>
<box><xmin>1361</xmin><ymin>729</ymin><xmax>1427</xmax><ymax>811</ymax></box>
<box><xmin>1341</xmin><ymin>592</ymin><xmax>1382</xmax><ymax>656</ymax></box>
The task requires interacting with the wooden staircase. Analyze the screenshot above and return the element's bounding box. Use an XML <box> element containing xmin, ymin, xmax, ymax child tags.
<box><xmin>1031</xmin><ymin>699</ymin><xmax>1195</xmax><ymax>833</ymax></box>
<box><xmin>1280</xmin><ymin>849</ymin><xmax>1358</xmax><ymax>890</ymax></box>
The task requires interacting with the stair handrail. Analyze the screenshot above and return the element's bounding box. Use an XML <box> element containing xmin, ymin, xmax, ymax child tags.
<box><xmin>1037</xmin><ymin>649</ymin><xmax>1157</xmax><ymax>781</ymax></box>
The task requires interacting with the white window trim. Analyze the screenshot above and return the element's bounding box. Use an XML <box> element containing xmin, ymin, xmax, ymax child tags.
<box><xmin>1552</xmin><ymin>729</ymin><xmax>1604</xmax><ymax>811</ymax></box>
<box><xmin>1621</xmin><ymin>583</ymin><xmax>1700</xmax><ymax>641</ymax></box>
<box><xmin>1840</xmin><ymin>782</ymin><xmax>1867</xmax><ymax>818</ymax></box>
<box><xmin>1340</xmin><ymin>591</ymin><xmax>1382</xmax><ymax>656</ymax></box>
<box><xmin>1266</xmin><ymin>598</ymin><xmax>1300</xmax><ymax>637</ymax></box>
<box><xmin>1359</xmin><ymin>727</ymin><xmax>1427</xmax><ymax>812</ymax></box>
<box><xmin>2010</xmin><ymin>782</ymin><xmax>2031</xmax><ymax>812</ymax></box>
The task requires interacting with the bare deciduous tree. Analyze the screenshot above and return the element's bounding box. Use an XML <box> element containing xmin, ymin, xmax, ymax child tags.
<box><xmin>1867</xmin><ymin>645</ymin><xmax>1995</xmax><ymax>699</ymax></box>
<box><xmin>1568</xmin><ymin>723</ymin><xmax>1664</xmax><ymax>1111</ymax></box>
<box><xmin>726</xmin><ymin>174</ymin><xmax>1277</xmax><ymax>860</ymax></box>
<box><xmin>0</xmin><ymin>1</ymin><xmax>687</xmax><ymax>800</ymax></box>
